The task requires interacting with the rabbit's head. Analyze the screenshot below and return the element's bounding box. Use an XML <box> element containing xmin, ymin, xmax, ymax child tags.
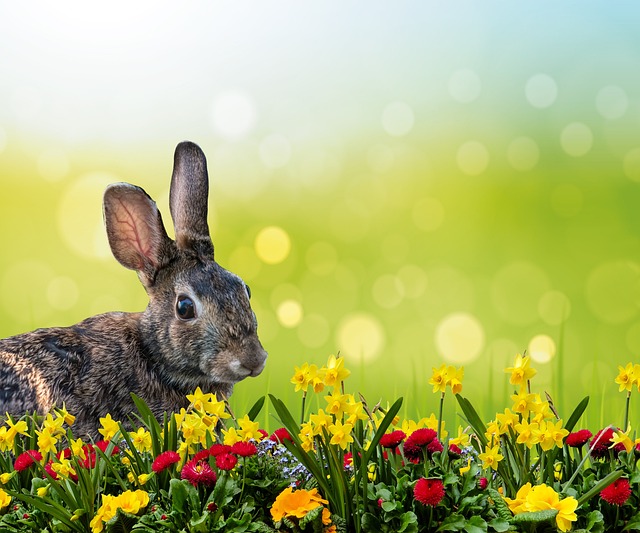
<box><xmin>102</xmin><ymin>141</ymin><xmax>267</xmax><ymax>395</ymax></box>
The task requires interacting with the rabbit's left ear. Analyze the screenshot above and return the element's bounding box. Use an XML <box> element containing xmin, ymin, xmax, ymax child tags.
<box><xmin>103</xmin><ymin>183</ymin><xmax>174</xmax><ymax>286</ymax></box>
<box><xmin>169</xmin><ymin>141</ymin><xmax>214</xmax><ymax>258</ymax></box>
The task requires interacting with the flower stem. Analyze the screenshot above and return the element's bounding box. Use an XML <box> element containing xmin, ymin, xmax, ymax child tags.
<box><xmin>624</xmin><ymin>390</ymin><xmax>631</xmax><ymax>432</ymax></box>
<box><xmin>437</xmin><ymin>392</ymin><xmax>445</xmax><ymax>442</ymax></box>
<box><xmin>300</xmin><ymin>391</ymin><xmax>307</xmax><ymax>426</ymax></box>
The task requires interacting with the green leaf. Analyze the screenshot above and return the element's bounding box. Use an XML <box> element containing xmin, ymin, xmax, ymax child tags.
<box><xmin>487</xmin><ymin>489</ymin><xmax>512</xmax><ymax>522</ymax></box>
<box><xmin>623</xmin><ymin>513</ymin><xmax>640</xmax><ymax>531</ymax></box>
<box><xmin>511</xmin><ymin>509</ymin><xmax>558</xmax><ymax>525</ymax></box>
<box><xmin>455</xmin><ymin>395</ymin><xmax>488</xmax><ymax>449</ymax></box>
<box><xmin>104</xmin><ymin>508</ymin><xmax>140</xmax><ymax>533</ymax></box>
<box><xmin>563</xmin><ymin>396</ymin><xmax>589</xmax><ymax>433</ymax></box>
<box><xmin>487</xmin><ymin>518</ymin><xmax>510</xmax><ymax>532</ymax></box>
<box><xmin>584</xmin><ymin>510</ymin><xmax>604</xmax><ymax>533</ymax></box>
<box><xmin>436</xmin><ymin>513</ymin><xmax>466</xmax><ymax>531</ymax></box>
<box><xmin>464</xmin><ymin>515</ymin><xmax>487</xmax><ymax>533</ymax></box>
<box><xmin>247</xmin><ymin>396</ymin><xmax>266</xmax><ymax>421</ymax></box>
<box><xmin>397</xmin><ymin>511</ymin><xmax>418</xmax><ymax>533</ymax></box>
<box><xmin>361</xmin><ymin>513</ymin><xmax>382</xmax><ymax>532</ymax></box>
<box><xmin>577</xmin><ymin>469</ymin><xmax>622</xmax><ymax>506</ymax></box>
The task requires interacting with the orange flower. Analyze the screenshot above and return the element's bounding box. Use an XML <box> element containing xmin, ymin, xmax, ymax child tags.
<box><xmin>271</xmin><ymin>487</ymin><xmax>328</xmax><ymax>523</ymax></box>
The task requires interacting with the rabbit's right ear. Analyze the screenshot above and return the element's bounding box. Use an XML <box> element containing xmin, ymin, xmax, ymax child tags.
<box><xmin>103</xmin><ymin>183</ymin><xmax>174</xmax><ymax>286</ymax></box>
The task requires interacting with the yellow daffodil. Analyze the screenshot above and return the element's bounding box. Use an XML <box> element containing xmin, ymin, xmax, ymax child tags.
<box><xmin>323</xmin><ymin>355</ymin><xmax>351</xmax><ymax>388</ymax></box>
<box><xmin>504</xmin><ymin>483</ymin><xmax>532</xmax><ymax>514</ymax></box>
<box><xmin>51</xmin><ymin>458</ymin><xmax>76</xmax><ymax>480</ymax></box>
<box><xmin>98</xmin><ymin>414</ymin><xmax>120</xmax><ymax>441</ymax></box>
<box><xmin>237</xmin><ymin>415</ymin><xmax>262</xmax><ymax>441</ymax></box>
<box><xmin>446</xmin><ymin>365</ymin><xmax>464</xmax><ymax>394</ymax></box>
<box><xmin>0</xmin><ymin>427</ymin><xmax>11</xmax><ymax>452</ymax></box>
<box><xmin>324</xmin><ymin>390</ymin><xmax>350</xmax><ymax>417</ymax></box>
<box><xmin>541</xmin><ymin>419</ymin><xmax>569</xmax><ymax>451</ymax></box>
<box><xmin>514</xmin><ymin>419</ymin><xmax>540</xmax><ymax>448</ymax></box>
<box><xmin>291</xmin><ymin>363</ymin><xmax>313</xmax><ymax>393</ymax></box>
<box><xmin>54</xmin><ymin>404</ymin><xmax>76</xmax><ymax>426</ymax></box>
<box><xmin>611</xmin><ymin>427</ymin><xmax>634</xmax><ymax>453</ymax></box>
<box><xmin>36</xmin><ymin>428</ymin><xmax>58</xmax><ymax>455</ymax></box>
<box><xmin>180</xmin><ymin>413</ymin><xmax>207</xmax><ymax>446</ymax></box>
<box><xmin>505</xmin><ymin>353</ymin><xmax>537</xmax><ymax>388</ymax></box>
<box><xmin>449</xmin><ymin>426</ymin><xmax>470</xmax><ymax>448</ymax></box>
<box><xmin>510</xmin><ymin>390</ymin><xmax>537</xmax><ymax>415</ymax></box>
<box><xmin>525</xmin><ymin>484</ymin><xmax>577</xmax><ymax>532</ymax></box>
<box><xmin>0</xmin><ymin>488</ymin><xmax>10</xmax><ymax>509</ymax></box>
<box><xmin>309</xmin><ymin>409</ymin><xmax>333</xmax><ymax>436</ymax></box>
<box><xmin>420</xmin><ymin>413</ymin><xmax>448</xmax><ymax>440</ymax></box>
<box><xmin>615</xmin><ymin>363</ymin><xmax>636</xmax><ymax>392</ymax></box>
<box><xmin>429</xmin><ymin>364</ymin><xmax>448</xmax><ymax>393</ymax></box>
<box><xmin>0</xmin><ymin>473</ymin><xmax>13</xmax><ymax>485</ymax></box>
<box><xmin>328</xmin><ymin>420</ymin><xmax>354</xmax><ymax>450</ymax></box>
<box><xmin>478</xmin><ymin>444</ymin><xmax>503</xmax><ymax>471</ymax></box>
<box><xmin>299</xmin><ymin>422</ymin><xmax>315</xmax><ymax>452</ymax></box>
<box><xmin>459</xmin><ymin>458</ymin><xmax>472</xmax><ymax>475</ymax></box>
<box><xmin>496</xmin><ymin>408</ymin><xmax>519</xmax><ymax>434</ymax></box>
<box><xmin>6</xmin><ymin>419</ymin><xmax>29</xmax><ymax>441</ymax></box>
<box><xmin>130</xmin><ymin>427</ymin><xmax>153</xmax><ymax>453</ymax></box>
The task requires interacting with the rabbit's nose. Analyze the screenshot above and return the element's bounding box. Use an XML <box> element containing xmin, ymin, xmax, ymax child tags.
<box><xmin>247</xmin><ymin>347</ymin><xmax>267</xmax><ymax>377</ymax></box>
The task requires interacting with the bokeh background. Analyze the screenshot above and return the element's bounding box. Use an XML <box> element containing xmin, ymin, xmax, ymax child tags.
<box><xmin>1</xmin><ymin>2</ymin><xmax>640</xmax><ymax>429</ymax></box>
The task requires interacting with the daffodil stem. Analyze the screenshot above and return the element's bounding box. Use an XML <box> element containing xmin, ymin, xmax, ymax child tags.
<box><xmin>623</xmin><ymin>391</ymin><xmax>631</xmax><ymax>432</ymax></box>
<box><xmin>437</xmin><ymin>392</ymin><xmax>445</xmax><ymax>442</ymax></box>
<box><xmin>300</xmin><ymin>392</ymin><xmax>307</xmax><ymax>426</ymax></box>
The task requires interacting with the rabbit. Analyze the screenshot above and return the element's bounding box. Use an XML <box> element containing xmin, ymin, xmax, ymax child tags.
<box><xmin>0</xmin><ymin>141</ymin><xmax>268</xmax><ymax>439</ymax></box>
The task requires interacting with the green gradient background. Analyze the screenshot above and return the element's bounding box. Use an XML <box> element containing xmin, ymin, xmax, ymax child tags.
<box><xmin>1</xmin><ymin>2</ymin><xmax>640</xmax><ymax>429</ymax></box>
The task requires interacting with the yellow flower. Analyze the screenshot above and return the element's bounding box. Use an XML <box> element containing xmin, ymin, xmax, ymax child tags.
<box><xmin>299</xmin><ymin>422</ymin><xmax>315</xmax><ymax>452</ymax></box>
<box><xmin>539</xmin><ymin>419</ymin><xmax>568</xmax><ymax>451</ymax></box>
<box><xmin>525</xmin><ymin>484</ymin><xmax>577</xmax><ymax>532</ymax></box>
<box><xmin>344</xmin><ymin>397</ymin><xmax>368</xmax><ymax>425</ymax></box>
<box><xmin>0</xmin><ymin>427</ymin><xmax>11</xmax><ymax>452</ymax></box>
<box><xmin>514</xmin><ymin>419</ymin><xmax>539</xmax><ymax>448</ymax></box>
<box><xmin>0</xmin><ymin>488</ymin><xmax>10</xmax><ymax>509</ymax></box>
<box><xmin>98</xmin><ymin>414</ymin><xmax>120</xmax><ymax>441</ymax></box>
<box><xmin>496</xmin><ymin>408</ymin><xmax>519</xmax><ymax>434</ymax></box>
<box><xmin>611</xmin><ymin>427</ymin><xmax>634</xmax><ymax>453</ymax></box>
<box><xmin>504</xmin><ymin>482</ymin><xmax>532</xmax><ymax>514</ymax></box>
<box><xmin>328</xmin><ymin>420</ymin><xmax>354</xmax><ymax>450</ymax></box>
<box><xmin>615</xmin><ymin>363</ymin><xmax>636</xmax><ymax>392</ymax></box>
<box><xmin>54</xmin><ymin>404</ymin><xmax>76</xmax><ymax>426</ymax></box>
<box><xmin>291</xmin><ymin>363</ymin><xmax>317</xmax><ymax>393</ymax></box>
<box><xmin>36</xmin><ymin>428</ymin><xmax>59</xmax><ymax>455</ymax></box>
<box><xmin>0</xmin><ymin>473</ymin><xmax>12</xmax><ymax>485</ymax></box>
<box><xmin>429</xmin><ymin>364</ymin><xmax>448</xmax><ymax>393</ymax></box>
<box><xmin>459</xmin><ymin>458</ymin><xmax>472</xmax><ymax>475</ymax></box>
<box><xmin>511</xmin><ymin>390</ymin><xmax>536</xmax><ymax>415</ymax></box>
<box><xmin>137</xmin><ymin>473</ymin><xmax>150</xmax><ymax>486</ymax></box>
<box><xmin>91</xmin><ymin>490</ymin><xmax>150</xmax><ymax>533</ymax></box>
<box><xmin>180</xmin><ymin>413</ymin><xmax>207</xmax><ymax>446</ymax></box>
<box><xmin>323</xmin><ymin>355</ymin><xmax>351</xmax><ymax>388</ymax></box>
<box><xmin>237</xmin><ymin>415</ymin><xmax>262</xmax><ymax>441</ymax></box>
<box><xmin>420</xmin><ymin>413</ymin><xmax>448</xmax><ymax>440</ymax></box>
<box><xmin>505</xmin><ymin>353</ymin><xmax>537</xmax><ymax>388</ymax></box>
<box><xmin>222</xmin><ymin>426</ymin><xmax>241</xmax><ymax>446</ymax></box>
<box><xmin>200</xmin><ymin>395</ymin><xmax>230</xmax><ymax>420</ymax></box>
<box><xmin>6</xmin><ymin>419</ymin><xmax>29</xmax><ymax>441</ymax></box>
<box><xmin>130</xmin><ymin>427</ymin><xmax>153</xmax><ymax>453</ymax></box>
<box><xmin>446</xmin><ymin>365</ymin><xmax>464</xmax><ymax>394</ymax></box>
<box><xmin>271</xmin><ymin>487</ymin><xmax>328</xmax><ymax>523</ymax></box>
<box><xmin>478</xmin><ymin>444</ymin><xmax>503</xmax><ymax>471</ymax></box>
<box><xmin>485</xmin><ymin>420</ymin><xmax>501</xmax><ymax>445</ymax></box>
<box><xmin>529</xmin><ymin>398</ymin><xmax>554</xmax><ymax>424</ymax></box>
<box><xmin>37</xmin><ymin>484</ymin><xmax>50</xmax><ymax>498</ymax></box>
<box><xmin>309</xmin><ymin>409</ymin><xmax>333</xmax><ymax>436</ymax></box>
<box><xmin>51</xmin><ymin>458</ymin><xmax>76</xmax><ymax>480</ymax></box>
<box><xmin>70</xmin><ymin>438</ymin><xmax>87</xmax><ymax>460</ymax></box>
<box><xmin>449</xmin><ymin>426</ymin><xmax>470</xmax><ymax>448</ymax></box>
<box><xmin>324</xmin><ymin>390</ymin><xmax>350</xmax><ymax>418</ymax></box>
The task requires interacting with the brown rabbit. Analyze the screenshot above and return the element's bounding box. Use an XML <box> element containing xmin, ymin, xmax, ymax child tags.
<box><xmin>0</xmin><ymin>141</ymin><xmax>267</xmax><ymax>438</ymax></box>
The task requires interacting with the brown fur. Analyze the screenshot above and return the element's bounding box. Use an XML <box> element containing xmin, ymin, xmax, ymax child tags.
<box><xmin>0</xmin><ymin>141</ymin><xmax>267</xmax><ymax>438</ymax></box>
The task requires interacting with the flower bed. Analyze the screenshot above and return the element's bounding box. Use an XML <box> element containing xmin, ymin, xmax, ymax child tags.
<box><xmin>0</xmin><ymin>354</ymin><xmax>638</xmax><ymax>532</ymax></box>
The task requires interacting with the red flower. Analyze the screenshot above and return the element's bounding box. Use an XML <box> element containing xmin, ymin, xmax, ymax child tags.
<box><xmin>478</xmin><ymin>477</ymin><xmax>488</xmax><ymax>490</ymax></box>
<box><xmin>600</xmin><ymin>478</ymin><xmax>632</xmax><ymax>506</ymax></box>
<box><xmin>448</xmin><ymin>444</ymin><xmax>462</xmax><ymax>456</ymax></box>
<box><xmin>379</xmin><ymin>430</ymin><xmax>406</xmax><ymax>449</ymax></box>
<box><xmin>403</xmin><ymin>429</ymin><xmax>438</xmax><ymax>463</ymax></box>
<box><xmin>413</xmin><ymin>478</ymin><xmax>445</xmax><ymax>507</ymax></box>
<box><xmin>215</xmin><ymin>453</ymin><xmax>238</xmax><ymax>471</ymax></box>
<box><xmin>14</xmin><ymin>450</ymin><xmax>42</xmax><ymax>472</ymax></box>
<box><xmin>590</xmin><ymin>428</ymin><xmax>624</xmax><ymax>458</ymax></box>
<box><xmin>565</xmin><ymin>429</ymin><xmax>592</xmax><ymax>448</ymax></box>
<box><xmin>151</xmin><ymin>451</ymin><xmax>180</xmax><ymax>474</ymax></box>
<box><xmin>427</xmin><ymin>439</ymin><xmax>444</xmax><ymax>455</ymax></box>
<box><xmin>208</xmin><ymin>444</ymin><xmax>232</xmax><ymax>457</ymax></box>
<box><xmin>258</xmin><ymin>429</ymin><xmax>269</xmax><ymax>439</ymax></box>
<box><xmin>94</xmin><ymin>440</ymin><xmax>120</xmax><ymax>455</ymax></box>
<box><xmin>193</xmin><ymin>449</ymin><xmax>211</xmax><ymax>462</ymax></box>
<box><xmin>80</xmin><ymin>452</ymin><xmax>97</xmax><ymax>469</ymax></box>
<box><xmin>231</xmin><ymin>441</ymin><xmax>257</xmax><ymax>457</ymax></box>
<box><xmin>44</xmin><ymin>460</ymin><xmax>58</xmax><ymax>480</ymax></box>
<box><xmin>181</xmin><ymin>459</ymin><xmax>217</xmax><ymax>487</ymax></box>
<box><xmin>270</xmin><ymin>428</ymin><xmax>293</xmax><ymax>443</ymax></box>
<box><xmin>344</xmin><ymin>451</ymin><xmax>354</xmax><ymax>469</ymax></box>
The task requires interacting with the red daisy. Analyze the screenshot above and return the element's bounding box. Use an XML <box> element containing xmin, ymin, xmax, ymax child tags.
<box><xmin>94</xmin><ymin>440</ymin><xmax>120</xmax><ymax>455</ymax></box>
<box><xmin>427</xmin><ymin>439</ymin><xmax>444</xmax><ymax>455</ymax></box>
<box><xmin>215</xmin><ymin>453</ymin><xmax>238</xmax><ymax>471</ymax></box>
<box><xmin>590</xmin><ymin>428</ymin><xmax>624</xmax><ymax>458</ymax></box>
<box><xmin>478</xmin><ymin>477</ymin><xmax>488</xmax><ymax>490</ymax></box>
<box><xmin>413</xmin><ymin>478</ymin><xmax>445</xmax><ymax>507</ymax></box>
<box><xmin>192</xmin><ymin>449</ymin><xmax>211</xmax><ymax>462</ymax></box>
<box><xmin>600</xmin><ymin>478</ymin><xmax>632</xmax><ymax>506</ymax></box>
<box><xmin>379</xmin><ymin>430</ymin><xmax>406</xmax><ymax>449</ymax></box>
<box><xmin>14</xmin><ymin>450</ymin><xmax>42</xmax><ymax>472</ymax></box>
<box><xmin>231</xmin><ymin>441</ymin><xmax>258</xmax><ymax>457</ymax></box>
<box><xmin>270</xmin><ymin>427</ymin><xmax>293</xmax><ymax>444</ymax></box>
<box><xmin>448</xmin><ymin>444</ymin><xmax>462</xmax><ymax>456</ymax></box>
<box><xmin>181</xmin><ymin>458</ymin><xmax>217</xmax><ymax>487</ymax></box>
<box><xmin>80</xmin><ymin>452</ymin><xmax>97</xmax><ymax>469</ymax></box>
<box><xmin>344</xmin><ymin>451</ymin><xmax>354</xmax><ymax>469</ymax></box>
<box><xmin>151</xmin><ymin>451</ymin><xmax>180</xmax><ymax>474</ymax></box>
<box><xmin>406</xmin><ymin>428</ymin><xmax>437</xmax><ymax>447</ymax></box>
<box><xmin>208</xmin><ymin>444</ymin><xmax>232</xmax><ymax>457</ymax></box>
<box><xmin>565</xmin><ymin>429</ymin><xmax>593</xmax><ymax>448</ymax></box>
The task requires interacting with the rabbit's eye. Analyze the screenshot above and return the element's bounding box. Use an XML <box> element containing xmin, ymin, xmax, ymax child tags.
<box><xmin>176</xmin><ymin>295</ymin><xmax>196</xmax><ymax>320</ymax></box>
<box><xmin>245</xmin><ymin>284</ymin><xmax>251</xmax><ymax>299</ymax></box>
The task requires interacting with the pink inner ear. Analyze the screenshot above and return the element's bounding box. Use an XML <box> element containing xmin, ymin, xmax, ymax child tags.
<box><xmin>113</xmin><ymin>196</ymin><xmax>154</xmax><ymax>267</ymax></box>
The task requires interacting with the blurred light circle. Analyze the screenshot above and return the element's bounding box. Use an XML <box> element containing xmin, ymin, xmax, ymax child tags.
<box><xmin>412</xmin><ymin>197</ymin><xmax>444</xmax><ymax>232</ymax></box>
<box><xmin>528</xmin><ymin>334</ymin><xmax>556</xmax><ymax>364</ymax></box>
<box><xmin>227</xmin><ymin>246</ymin><xmax>262</xmax><ymax>282</ymax></box>
<box><xmin>38</xmin><ymin>148</ymin><xmax>69</xmax><ymax>182</ymax></box>
<box><xmin>538</xmin><ymin>290</ymin><xmax>571</xmax><ymax>326</ymax></box>
<box><xmin>90</xmin><ymin>294</ymin><xmax>123</xmax><ymax>316</ymax></box>
<box><xmin>507</xmin><ymin>137</ymin><xmax>540</xmax><ymax>172</ymax></box>
<box><xmin>367</xmin><ymin>143</ymin><xmax>395</xmax><ymax>173</ymax></box>
<box><xmin>488</xmin><ymin>338</ymin><xmax>522</xmax><ymax>372</ymax></box>
<box><xmin>623</xmin><ymin>147</ymin><xmax>640</xmax><ymax>182</ymax></box>
<box><xmin>560</xmin><ymin>122</ymin><xmax>593</xmax><ymax>157</ymax></box>
<box><xmin>212</xmin><ymin>91</ymin><xmax>255</xmax><ymax>140</ymax></box>
<box><xmin>372</xmin><ymin>274</ymin><xmax>404</xmax><ymax>309</ymax></box>
<box><xmin>58</xmin><ymin>172</ymin><xmax>116</xmax><ymax>260</ymax></box>
<box><xmin>448</xmin><ymin>69</ymin><xmax>482</xmax><ymax>103</ymax></box>
<box><xmin>596</xmin><ymin>85</ymin><xmax>628</xmax><ymax>119</ymax></box>
<box><xmin>297</xmin><ymin>313</ymin><xmax>330</xmax><ymax>348</ymax></box>
<box><xmin>337</xmin><ymin>313</ymin><xmax>385</xmax><ymax>363</ymax></box>
<box><xmin>381</xmin><ymin>101</ymin><xmax>415</xmax><ymax>137</ymax></box>
<box><xmin>491</xmin><ymin>261</ymin><xmax>550</xmax><ymax>326</ymax></box>
<box><xmin>254</xmin><ymin>226</ymin><xmax>291</xmax><ymax>265</ymax></box>
<box><xmin>435</xmin><ymin>312</ymin><xmax>485</xmax><ymax>364</ymax></box>
<box><xmin>397</xmin><ymin>264</ymin><xmax>428</xmax><ymax>299</ymax></box>
<box><xmin>259</xmin><ymin>134</ymin><xmax>292</xmax><ymax>169</ymax></box>
<box><xmin>1</xmin><ymin>260</ymin><xmax>55</xmax><ymax>327</ymax></box>
<box><xmin>330</xmin><ymin>203</ymin><xmax>370</xmax><ymax>242</ymax></box>
<box><xmin>585</xmin><ymin>261</ymin><xmax>640</xmax><ymax>323</ymax></box>
<box><xmin>525</xmin><ymin>74</ymin><xmax>558</xmax><ymax>108</ymax></box>
<box><xmin>456</xmin><ymin>141</ymin><xmax>490</xmax><ymax>176</ymax></box>
<box><xmin>550</xmin><ymin>184</ymin><xmax>583</xmax><ymax>218</ymax></box>
<box><xmin>276</xmin><ymin>299</ymin><xmax>303</xmax><ymax>328</ymax></box>
<box><xmin>46</xmin><ymin>276</ymin><xmax>79</xmax><ymax>311</ymax></box>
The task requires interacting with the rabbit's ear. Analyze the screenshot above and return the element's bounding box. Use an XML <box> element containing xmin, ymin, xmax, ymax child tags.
<box><xmin>169</xmin><ymin>141</ymin><xmax>214</xmax><ymax>258</ymax></box>
<box><xmin>103</xmin><ymin>183</ymin><xmax>174</xmax><ymax>286</ymax></box>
